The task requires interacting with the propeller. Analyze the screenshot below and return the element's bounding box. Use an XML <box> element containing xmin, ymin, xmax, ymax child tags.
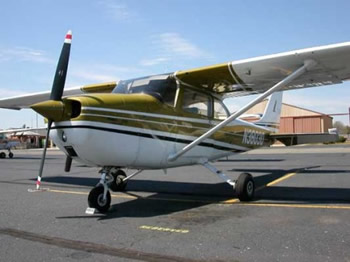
<box><xmin>33</xmin><ymin>30</ymin><xmax>72</xmax><ymax>190</ymax></box>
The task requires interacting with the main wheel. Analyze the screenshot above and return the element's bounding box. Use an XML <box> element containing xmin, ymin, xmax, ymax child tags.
<box><xmin>110</xmin><ymin>169</ymin><xmax>127</xmax><ymax>192</ymax></box>
<box><xmin>8</xmin><ymin>152</ymin><xmax>14</xmax><ymax>159</ymax></box>
<box><xmin>88</xmin><ymin>186</ymin><xmax>111</xmax><ymax>213</ymax></box>
<box><xmin>236</xmin><ymin>173</ymin><xmax>255</xmax><ymax>201</ymax></box>
<box><xmin>0</xmin><ymin>152</ymin><xmax>6</xmax><ymax>158</ymax></box>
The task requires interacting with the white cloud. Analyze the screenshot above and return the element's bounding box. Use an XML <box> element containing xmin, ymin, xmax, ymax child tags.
<box><xmin>157</xmin><ymin>33</ymin><xmax>208</xmax><ymax>59</ymax></box>
<box><xmin>67</xmin><ymin>62</ymin><xmax>146</xmax><ymax>85</ymax></box>
<box><xmin>98</xmin><ymin>0</ymin><xmax>133</xmax><ymax>21</ymax></box>
<box><xmin>139</xmin><ymin>33</ymin><xmax>212</xmax><ymax>68</ymax></box>
<box><xmin>139</xmin><ymin>57</ymin><xmax>169</xmax><ymax>67</ymax></box>
<box><xmin>0</xmin><ymin>47</ymin><xmax>54</xmax><ymax>64</ymax></box>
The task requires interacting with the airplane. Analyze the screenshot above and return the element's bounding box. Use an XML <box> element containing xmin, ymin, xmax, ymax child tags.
<box><xmin>0</xmin><ymin>127</ymin><xmax>46</xmax><ymax>158</ymax></box>
<box><xmin>0</xmin><ymin>30</ymin><xmax>348</xmax><ymax>213</ymax></box>
<box><xmin>0</xmin><ymin>133</ymin><xmax>19</xmax><ymax>158</ymax></box>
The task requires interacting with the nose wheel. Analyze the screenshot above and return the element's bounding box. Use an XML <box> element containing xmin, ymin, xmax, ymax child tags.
<box><xmin>87</xmin><ymin>167</ymin><xmax>113</xmax><ymax>213</ymax></box>
<box><xmin>87</xmin><ymin>167</ymin><xmax>144</xmax><ymax>214</ymax></box>
<box><xmin>88</xmin><ymin>186</ymin><xmax>111</xmax><ymax>213</ymax></box>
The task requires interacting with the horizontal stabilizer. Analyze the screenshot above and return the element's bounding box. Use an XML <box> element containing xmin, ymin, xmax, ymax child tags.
<box><xmin>271</xmin><ymin>133</ymin><xmax>339</xmax><ymax>146</ymax></box>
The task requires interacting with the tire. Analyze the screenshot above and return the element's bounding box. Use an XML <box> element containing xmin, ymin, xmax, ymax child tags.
<box><xmin>9</xmin><ymin>152</ymin><xmax>14</xmax><ymax>159</ymax></box>
<box><xmin>236</xmin><ymin>173</ymin><xmax>255</xmax><ymax>201</ymax></box>
<box><xmin>88</xmin><ymin>186</ymin><xmax>111</xmax><ymax>213</ymax></box>
<box><xmin>110</xmin><ymin>169</ymin><xmax>127</xmax><ymax>192</ymax></box>
<box><xmin>0</xmin><ymin>152</ymin><xmax>6</xmax><ymax>159</ymax></box>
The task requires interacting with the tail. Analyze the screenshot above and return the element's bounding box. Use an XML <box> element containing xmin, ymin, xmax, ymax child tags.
<box><xmin>255</xmin><ymin>91</ymin><xmax>283</xmax><ymax>133</ymax></box>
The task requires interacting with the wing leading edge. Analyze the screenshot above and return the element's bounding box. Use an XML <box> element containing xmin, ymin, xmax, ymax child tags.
<box><xmin>0</xmin><ymin>81</ymin><xmax>117</xmax><ymax>110</ymax></box>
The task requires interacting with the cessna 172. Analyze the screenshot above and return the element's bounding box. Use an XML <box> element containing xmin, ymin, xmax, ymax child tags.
<box><xmin>0</xmin><ymin>31</ymin><xmax>348</xmax><ymax>213</ymax></box>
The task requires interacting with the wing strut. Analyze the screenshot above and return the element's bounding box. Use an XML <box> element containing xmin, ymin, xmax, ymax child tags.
<box><xmin>168</xmin><ymin>59</ymin><xmax>317</xmax><ymax>162</ymax></box>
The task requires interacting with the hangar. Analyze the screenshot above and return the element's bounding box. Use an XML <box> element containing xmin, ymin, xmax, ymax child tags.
<box><xmin>242</xmin><ymin>100</ymin><xmax>333</xmax><ymax>134</ymax></box>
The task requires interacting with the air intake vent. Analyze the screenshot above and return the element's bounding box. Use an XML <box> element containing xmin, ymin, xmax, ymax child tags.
<box><xmin>71</xmin><ymin>101</ymin><xmax>81</xmax><ymax>118</ymax></box>
<box><xmin>64</xmin><ymin>146</ymin><xmax>78</xmax><ymax>157</ymax></box>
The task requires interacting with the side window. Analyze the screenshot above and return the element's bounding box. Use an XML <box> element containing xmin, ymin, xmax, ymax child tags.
<box><xmin>213</xmin><ymin>99</ymin><xmax>229</xmax><ymax>120</ymax></box>
<box><xmin>182</xmin><ymin>89</ymin><xmax>210</xmax><ymax>117</ymax></box>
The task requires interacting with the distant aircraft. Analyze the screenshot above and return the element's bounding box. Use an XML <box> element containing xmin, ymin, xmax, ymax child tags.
<box><xmin>0</xmin><ymin>128</ymin><xmax>45</xmax><ymax>158</ymax></box>
<box><xmin>0</xmin><ymin>31</ymin><xmax>346</xmax><ymax>213</ymax></box>
<box><xmin>0</xmin><ymin>133</ymin><xmax>19</xmax><ymax>158</ymax></box>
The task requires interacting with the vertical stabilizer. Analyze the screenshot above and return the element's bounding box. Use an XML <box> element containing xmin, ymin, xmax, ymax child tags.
<box><xmin>255</xmin><ymin>91</ymin><xmax>283</xmax><ymax>133</ymax></box>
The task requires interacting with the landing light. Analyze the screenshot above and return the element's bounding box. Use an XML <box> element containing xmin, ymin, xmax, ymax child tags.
<box><xmin>61</xmin><ymin>131</ymin><xmax>67</xmax><ymax>142</ymax></box>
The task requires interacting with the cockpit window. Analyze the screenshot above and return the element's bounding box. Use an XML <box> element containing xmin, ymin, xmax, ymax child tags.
<box><xmin>182</xmin><ymin>89</ymin><xmax>210</xmax><ymax>117</ymax></box>
<box><xmin>213</xmin><ymin>99</ymin><xmax>229</xmax><ymax>120</ymax></box>
<box><xmin>112</xmin><ymin>74</ymin><xmax>177</xmax><ymax>106</ymax></box>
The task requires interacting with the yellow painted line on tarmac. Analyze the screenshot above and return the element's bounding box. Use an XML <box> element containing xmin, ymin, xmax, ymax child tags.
<box><xmin>237</xmin><ymin>202</ymin><xmax>350</xmax><ymax>210</ymax></box>
<box><xmin>48</xmin><ymin>189</ymin><xmax>137</xmax><ymax>199</ymax></box>
<box><xmin>45</xmin><ymin>188</ymin><xmax>350</xmax><ymax>210</ymax></box>
<box><xmin>222</xmin><ymin>198</ymin><xmax>240</xmax><ymax>204</ymax></box>
<box><xmin>139</xmin><ymin>225</ymin><xmax>189</xmax><ymax>234</ymax></box>
<box><xmin>266</xmin><ymin>172</ymin><xmax>298</xmax><ymax>187</ymax></box>
<box><xmin>46</xmin><ymin>188</ymin><xmax>211</xmax><ymax>203</ymax></box>
<box><xmin>48</xmin><ymin>189</ymin><xmax>88</xmax><ymax>195</ymax></box>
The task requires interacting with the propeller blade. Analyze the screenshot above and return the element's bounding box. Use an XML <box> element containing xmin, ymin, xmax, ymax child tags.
<box><xmin>50</xmin><ymin>30</ymin><xmax>72</xmax><ymax>101</ymax></box>
<box><xmin>64</xmin><ymin>156</ymin><xmax>72</xmax><ymax>172</ymax></box>
<box><xmin>36</xmin><ymin>120</ymin><xmax>52</xmax><ymax>190</ymax></box>
<box><xmin>35</xmin><ymin>30</ymin><xmax>72</xmax><ymax>190</ymax></box>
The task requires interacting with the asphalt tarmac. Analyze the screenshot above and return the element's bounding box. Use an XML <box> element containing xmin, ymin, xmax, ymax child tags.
<box><xmin>0</xmin><ymin>144</ymin><xmax>350</xmax><ymax>262</ymax></box>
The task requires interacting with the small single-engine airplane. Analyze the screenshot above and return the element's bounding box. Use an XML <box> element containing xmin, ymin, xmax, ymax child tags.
<box><xmin>0</xmin><ymin>127</ymin><xmax>45</xmax><ymax>158</ymax></box>
<box><xmin>0</xmin><ymin>133</ymin><xmax>20</xmax><ymax>158</ymax></box>
<box><xmin>0</xmin><ymin>31</ymin><xmax>348</xmax><ymax>213</ymax></box>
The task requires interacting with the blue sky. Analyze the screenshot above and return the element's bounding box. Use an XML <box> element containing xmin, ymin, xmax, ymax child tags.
<box><xmin>1</xmin><ymin>0</ymin><xmax>350</xmax><ymax>128</ymax></box>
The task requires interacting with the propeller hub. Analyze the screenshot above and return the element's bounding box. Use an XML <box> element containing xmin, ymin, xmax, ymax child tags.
<box><xmin>31</xmin><ymin>100</ymin><xmax>69</xmax><ymax>122</ymax></box>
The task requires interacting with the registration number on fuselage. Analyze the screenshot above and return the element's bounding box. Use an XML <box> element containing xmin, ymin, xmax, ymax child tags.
<box><xmin>242</xmin><ymin>129</ymin><xmax>265</xmax><ymax>146</ymax></box>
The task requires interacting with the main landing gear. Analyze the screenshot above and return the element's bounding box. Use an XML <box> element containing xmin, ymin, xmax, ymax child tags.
<box><xmin>0</xmin><ymin>150</ymin><xmax>14</xmax><ymax>159</ymax></box>
<box><xmin>87</xmin><ymin>167</ymin><xmax>143</xmax><ymax>213</ymax></box>
<box><xmin>202</xmin><ymin>161</ymin><xmax>255</xmax><ymax>201</ymax></box>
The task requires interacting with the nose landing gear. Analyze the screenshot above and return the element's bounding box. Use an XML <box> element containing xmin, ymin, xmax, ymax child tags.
<box><xmin>87</xmin><ymin>167</ymin><xmax>113</xmax><ymax>214</ymax></box>
<box><xmin>87</xmin><ymin>167</ymin><xmax>144</xmax><ymax>214</ymax></box>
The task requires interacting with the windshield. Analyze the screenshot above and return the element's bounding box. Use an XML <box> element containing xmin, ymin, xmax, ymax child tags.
<box><xmin>112</xmin><ymin>74</ymin><xmax>177</xmax><ymax>106</ymax></box>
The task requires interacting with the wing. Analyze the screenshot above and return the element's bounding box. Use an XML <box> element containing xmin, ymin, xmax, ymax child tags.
<box><xmin>174</xmin><ymin>42</ymin><xmax>350</xmax><ymax>97</ymax></box>
<box><xmin>0</xmin><ymin>127</ymin><xmax>46</xmax><ymax>136</ymax></box>
<box><xmin>0</xmin><ymin>81</ymin><xmax>116</xmax><ymax>110</ymax></box>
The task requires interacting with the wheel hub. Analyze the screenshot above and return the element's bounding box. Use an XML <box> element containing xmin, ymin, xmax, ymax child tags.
<box><xmin>97</xmin><ymin>194</ymin><xmax>107</xmax><ymax>206</ymax></box>
<box><xmin>246</xmin><ymin>181</ymin><xmax>254</xmax><ymax>195</ymax></box>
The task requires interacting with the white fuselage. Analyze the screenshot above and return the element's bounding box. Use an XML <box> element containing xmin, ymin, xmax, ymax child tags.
<box><xmin>50</xmin><ymin>117</ymin><xmax>264</xmax><ymax>170</ymax></box>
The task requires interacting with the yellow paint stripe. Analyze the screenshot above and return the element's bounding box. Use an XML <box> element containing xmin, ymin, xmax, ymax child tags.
<box><xmin>48</xmin><ymin>189</ymin><xmax>88</xmax><ymax>195</ymax></box>
<box><xmin>45</xmin><ymin>188</ymin><xmax>350</xmax><ymax>210</ymax></box>
<box><xmin>238</xmin><ymin>202</ymin><xmax>350</xmax><ymax>210</ymax></box>
<box><xmin>47</xmin><ymin>188</ymin><xmax>212</xmax><ymax>203</ymax></box>
<box><xmin>266</xmin><ymin>172</ymin><xmax>297</xmax><ymax>187</ymax></box>
<box><xmin>222</xmin><ymin>198</ymin><xmax>239</xmax><ymax>204</ymax></box>
<box><xmin>139</xmin><ymin>225</ymin><xmax>189</xmax><ymax>234</ymax></box>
